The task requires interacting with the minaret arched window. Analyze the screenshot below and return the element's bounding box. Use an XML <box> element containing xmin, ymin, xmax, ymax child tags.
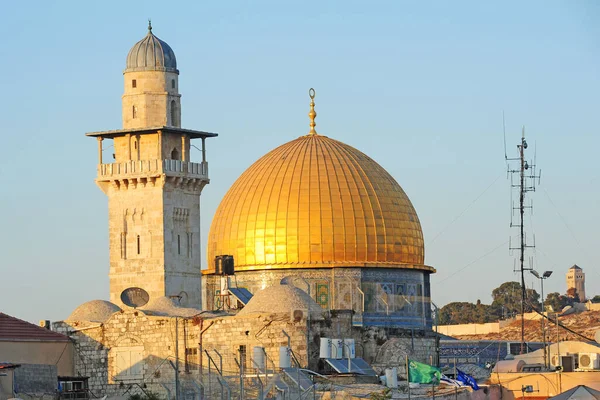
<box><xmin>132</xmin><ymin>105</ymin><xmax>137</xmax><ymax>119</ymax></box>
<box><xmin>121</xmin><ymin>233</ymin><xmax>126</xmax><ymax>259</ymax></box>
<box><xmin>170</xmin><ymin>100</ymin><xmax>177</xmax><ymax>126</ymax></box>
<box><xmin>137</xmin><ymin>235</ymin><xmax>141</xmax><ymax>255</ymax></box>
<box><xmin>171</xmin><ymin>148</ymin><xmax>179</xmax><ymax>160</ymax></box>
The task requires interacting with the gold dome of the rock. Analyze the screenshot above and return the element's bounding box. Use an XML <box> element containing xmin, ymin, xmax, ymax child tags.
<box><xmin>206</xmin><ymin>89</ymin><xmax>431</xmax><ymax>274</ymax></box>
<box><xmin>206</xmin><ymin>132</ymin><xmax>432</xmax><ymax>274</ymax></box>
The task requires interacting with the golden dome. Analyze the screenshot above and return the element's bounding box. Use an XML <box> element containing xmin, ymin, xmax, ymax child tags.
<box><xmin>206</xmin><ymin>133</ymin><xmax>432</xmax><ymax>274</ymax></box>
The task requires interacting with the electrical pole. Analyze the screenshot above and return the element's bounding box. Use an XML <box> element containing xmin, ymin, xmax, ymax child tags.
<box><xmin>506</xmin><ymin>125</ymin><xmax>541</xmax><ymax>354</ymax></box>
<box><xmin>175</xmin><ymin>317</ymin><xmax>180</xmax><ymax>400</ymax></box>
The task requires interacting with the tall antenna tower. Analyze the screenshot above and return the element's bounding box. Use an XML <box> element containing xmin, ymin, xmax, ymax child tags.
<box><xmin>506</xmin><ymin>123</ymin><xmax>541</xmax><ymax>355</ymax></box>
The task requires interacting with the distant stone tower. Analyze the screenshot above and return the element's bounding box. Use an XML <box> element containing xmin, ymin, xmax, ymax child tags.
<box><xmin>87</xmin><ymin>23</ymin><xmax>217</xmax><ymax>308</ymax></box>
<box><xmin>566</xmin><ymin>265</ymin><xmax>585</xmax><ymax>302</ymax></box>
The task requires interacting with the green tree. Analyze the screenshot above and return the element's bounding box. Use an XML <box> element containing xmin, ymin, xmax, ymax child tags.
<box><xmin>439</xmin><ymin>302</ymin><xmax>475</xmax><ymax>325</ymax></box>
<box><xmin>544</xmin><ymin>292</ymin><xmax>573</xmax><ymax>312</ymax></box>
<box><xmin>591</xmin><ymin>295</ymin><xmax>600</xmax><ymax>303</ymax></box>
<box><xmin>439</xmin><ymin>302</ymin><xmax>498</xmax><ymax>325</ymax></box>
<box><xmin>491</xmin><ymin>281</ymin><xmax>540</xmax><ymax>315</ymax></box>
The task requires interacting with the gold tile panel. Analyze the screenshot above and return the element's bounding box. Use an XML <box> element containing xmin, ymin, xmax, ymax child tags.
<box><xmin>206</xmin><ymin>134</ymin><xmax>430</xmax><ymax>273</ymax></box>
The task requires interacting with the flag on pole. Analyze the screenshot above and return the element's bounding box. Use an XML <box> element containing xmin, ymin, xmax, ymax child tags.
<box><xmin>456</xmin><ymin>369</ymin><xmax>479</xmax><ymax>390</ymax></box>
<box><xmin>408</xmin><ymin>359</ymin><xmax>441</xmax><ymax>384</ymax></box>
<box><xmin>440</xmin><ymin>374</ymin><xmax>463</xmax><ymax>387</ymax></box>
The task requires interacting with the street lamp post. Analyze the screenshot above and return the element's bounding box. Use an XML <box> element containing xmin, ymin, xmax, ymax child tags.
<box><xmin>531</xmin><ymin>270</ymin><xmax>553</xmax><ymax>369</ymax></box>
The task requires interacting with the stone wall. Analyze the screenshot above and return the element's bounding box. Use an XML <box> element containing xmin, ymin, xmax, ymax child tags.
<box><xmin>200</xmin><ymin>314</ymin><xmax>308</xmax><ymax>372</ymax></box>
<box><xmin>13</xmin><ymin>364</ymin><xmax>57</xmax><ymax>396</ymax></box>
<box><xmin>54</xmin><ymin>312</ymin><xmax>198</xmax><ymax>398</ymax></box>
<box><xmin>104</xmin><ymin>141</ymin><xmax>204</xmax><ymax>309</ymax></box>
<box><xmin>438</xmin><ymin>310</ymin><xmax>574</xmax><ymax>337</ymax></box>
<box><xmin>438</xmin><ymin>322</ymin><xmax>501</xmax><ymax>336</ymax></box>
<box><xmin>54</xmin><ymin>308</ymin><xmax>437</xmax><ymax>397</ymax></box>
<box><xmin>121</xmin><ymin>70</ymin><xmax>180</xmax><ymax>130</ymax></box>
<box><xmin>322</xmin><ymin>384</ymin><xmax>512</xmax><ymax>400</ymax></box>
<box><xmin>54</xmin><ymin>310</ymin><xmax>303</xmax><ymax>398</ymax></box>
<box><xmin>308</xmin><ymin>311</ymin><xmax>437</xmax><ymax>376</ymax></box>
<box><xmin>588</xmin><ymin>302</ymin><xmax>600</xmax><ymax>311</ymax></box>
<box><xmin>106</xmin><ymin>183</ymin><xmax>168</xmax><ymax>307</ymax></box>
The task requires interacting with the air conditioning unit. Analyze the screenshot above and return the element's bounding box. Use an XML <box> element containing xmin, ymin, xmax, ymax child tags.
<box><xmin>551</xmin><ymin>354</ymin><xmax>577</xmax><ymax>371</ymax></box>
<box><xmin>578</xmin><ymin>353</ymin><xmax>600</xmax><ymax>370</ymax></box>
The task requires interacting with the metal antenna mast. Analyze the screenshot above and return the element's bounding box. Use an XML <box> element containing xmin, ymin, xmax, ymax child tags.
<box><xmin>506</xmin><ymin>125</ymin><xmax>541</xmax><ymax>354</ymax></box>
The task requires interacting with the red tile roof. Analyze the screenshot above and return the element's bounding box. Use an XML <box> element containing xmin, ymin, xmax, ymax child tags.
<box><xmin>0</xmin><ymin>313</ymin><xmax>70</xmax><ymax>342</ymax></box>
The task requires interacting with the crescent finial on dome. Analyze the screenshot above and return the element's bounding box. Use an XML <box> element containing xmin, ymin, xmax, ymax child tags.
<box><xmin>308</xmin><ymin>88</ymin><xmax>317</xmax><ymax>135</ymax></box>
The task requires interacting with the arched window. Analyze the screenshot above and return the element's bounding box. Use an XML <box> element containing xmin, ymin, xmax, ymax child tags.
<box><xmin>121</xmin><ymin>233</ymin><xmax>126</xmax><ymax>259</ymax></box>
<box><xmin>136</xmin><ymin>235</ymin><xmax>141</xmax><ymax>254</ymax></box>
<box><xmin>132</xmin><ymin>106</ymin><xmax>137</xmax><ymax>119</ymax></box>
<box><xmin>170</xmin><ymin>100</ymin><xmax>177</xmax><ymax>126</ymax></box>
<box><xmin>171</xmin><ymin>79</ymin><xmax>175</xmax><ymax>89</ymax></box>
<box><xmin>171</xmin><ymin>148</ymin><xmax>179</xmax><ymax>160</ymax></box>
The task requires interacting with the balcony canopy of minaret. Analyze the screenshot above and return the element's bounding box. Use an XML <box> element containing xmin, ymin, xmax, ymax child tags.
<box><xmin>86</xmin><ymin>22</ymin><xmax>218</xmax><ymax>193</ymax></box>
<box><xmin>86</xmin><ymin>127</ymin><xmax>217</xmax><ymax>194</ymax></box>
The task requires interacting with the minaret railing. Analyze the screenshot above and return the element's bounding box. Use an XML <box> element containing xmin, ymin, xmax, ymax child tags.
<box><xmin>97</xmin><ymin>159</ymin><xmax>208</xmax><ymax>179</ymax></box>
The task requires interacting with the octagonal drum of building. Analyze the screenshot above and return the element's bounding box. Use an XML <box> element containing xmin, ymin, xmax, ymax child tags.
<box><xmin>203</xmin><ymin>105</ymin><xmax>435</xmax><ymax>328</ymax></box>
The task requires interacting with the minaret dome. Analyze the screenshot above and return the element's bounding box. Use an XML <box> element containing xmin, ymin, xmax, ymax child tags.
<box><xmin>125</xmin><ymin>21</ymin><xmax>178</xmax><ymax>73</ymax></box>
<box><xmin>121</xmin><ymin>22</ymin><xmax>181</xmax><ymax>130</ymax></box>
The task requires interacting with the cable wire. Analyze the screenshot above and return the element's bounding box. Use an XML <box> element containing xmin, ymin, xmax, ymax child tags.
<box><xmin>435</xmin><ymin>240</ymin><xmax>509</xmax><ymax>284</ymax></box>
<box><xmin>427</xmin><ymin>172</ymin><xmax>503</xmax><ymax>246</ymax></box>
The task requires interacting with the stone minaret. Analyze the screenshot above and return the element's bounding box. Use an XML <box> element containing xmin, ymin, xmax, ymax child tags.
<box><xmin>87</xmin><ymin>23</ymin><xmax>216</xmax><ymax>308</ymax></box>
<box><xmin>566</xmin><ymin>265</ymin><xmax>586</xmax><ymax>302</ymax></box>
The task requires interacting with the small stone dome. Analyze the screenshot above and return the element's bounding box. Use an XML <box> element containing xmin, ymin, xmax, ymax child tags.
<box><xmin>141</xmin><ymin>296</ymin><xmax>201</xmax><ymax>317</ymax></box>
<box><xmin>237</xmin><ymin>283</ymin><xmax>323</xmax><ymax>317</ymax></box>
<box><xmin>67</xmin><ymin>300</ymin><xmax>121</xmax><ymax>323</ymax></box>
<box><xmin>126</xmin><ymin>23</ymin><xmax>177</xmax><ymax>72</ymax></box>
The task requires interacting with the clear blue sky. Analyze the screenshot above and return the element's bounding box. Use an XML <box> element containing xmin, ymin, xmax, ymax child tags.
<box><xmin>1</xmin><ymin>1</ymin><xmax>598</xmax><ymax>323</ymax></box>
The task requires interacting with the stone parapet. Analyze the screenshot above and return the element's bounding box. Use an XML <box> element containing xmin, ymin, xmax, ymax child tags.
<box><xmin>97</xmin><ymin>159</ymin><xmax>208</xmax><ymax>180</ymax></box>
<box><xmin>13</xmin><ymin>364</ymin><xmax>57</xmax><ymax>395</ymax></box>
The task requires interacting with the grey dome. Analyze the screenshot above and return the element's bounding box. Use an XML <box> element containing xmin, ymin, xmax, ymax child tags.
<box><xmin>141</xmin><ymin>296</ymin><xmax>201</xmax><ymax>318</ymax></box>
<box><xmin>126</xmin><ymin>24</ymin><xmax>177</xmax><ymax>72</ymax></box>
<box><xmin>237</xmin><ymin>282</ymin><xmax>323</xmax><ymax>317</ymax></box>
<box><xmin>67</xmin><ymin>300</ymin><xmax>121</xmax><ymax>323</ymax></box>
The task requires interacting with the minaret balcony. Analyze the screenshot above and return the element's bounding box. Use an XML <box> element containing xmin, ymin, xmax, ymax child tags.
<box><xmin>97</xmin><ymin>159</ymin><xmax>209</xmax><ymax>181</ymax></box>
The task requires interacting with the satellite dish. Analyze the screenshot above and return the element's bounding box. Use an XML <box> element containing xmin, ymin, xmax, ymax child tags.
<box><xmin>120</xmin><ymin>287</ymin><xmax>150</xmax><ymax>308</ymax></box>
<box><xmin>595</xmin><ymin>330</ymin><xmax>600</xmax><ymax>345</ymax></box>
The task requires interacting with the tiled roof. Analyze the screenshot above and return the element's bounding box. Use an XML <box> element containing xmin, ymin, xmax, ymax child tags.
<box><xmin>0</xmin><ymin>313</ymin><xmax>70</xmax><ymax>342</ymax></box>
